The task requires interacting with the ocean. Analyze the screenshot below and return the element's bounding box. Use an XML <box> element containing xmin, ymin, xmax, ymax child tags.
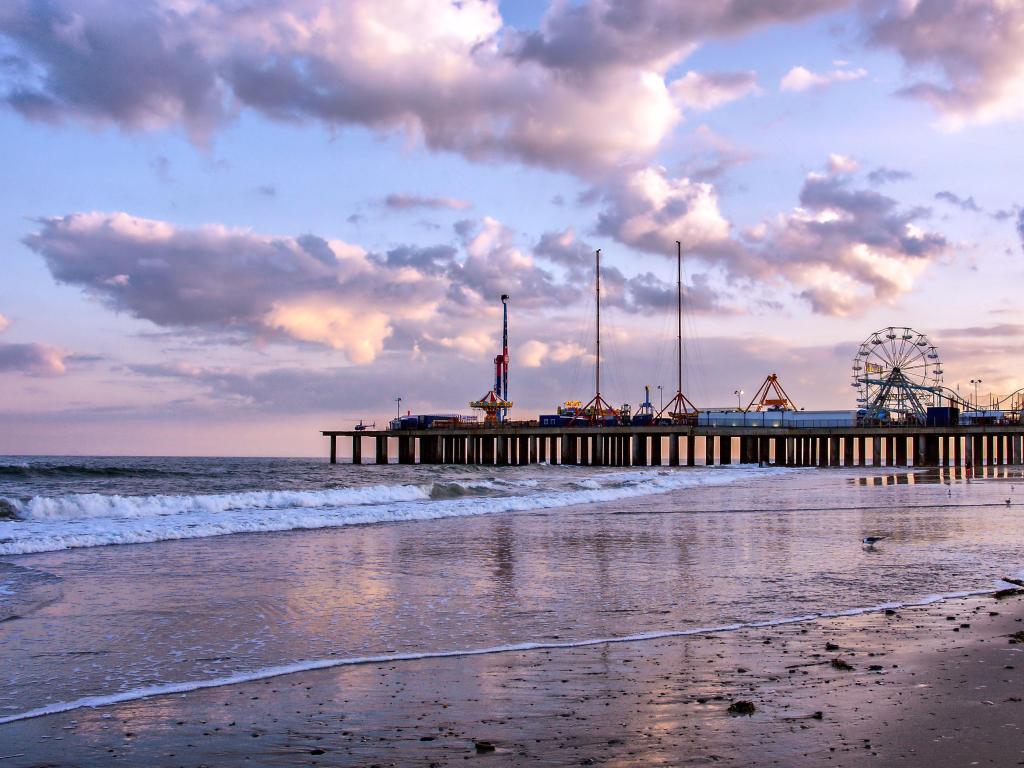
<box><xmin>0</xmin><ymin>456</ymin><xmax>1021</xmax><ymax>725</ymax></box>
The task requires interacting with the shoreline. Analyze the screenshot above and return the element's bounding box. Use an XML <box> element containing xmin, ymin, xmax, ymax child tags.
<box><xmin>3</xmin><ymin>590</ymin><xmax>1022</xmax><ymax>766</ymax></box>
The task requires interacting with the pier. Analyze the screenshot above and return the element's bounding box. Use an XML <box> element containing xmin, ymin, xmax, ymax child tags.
<box><xmin>323</xmin><ymin>425</ymin><xmax>1024</xmax><ymax>468</ymax></box>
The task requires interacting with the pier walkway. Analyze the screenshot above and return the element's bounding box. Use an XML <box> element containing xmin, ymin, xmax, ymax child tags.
<box><xmin>322</xmin><ymin>426</ymin><xmax>1024</xmax><ymax>468</ymax></box>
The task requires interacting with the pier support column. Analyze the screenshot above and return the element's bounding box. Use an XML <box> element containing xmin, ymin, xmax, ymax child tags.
<box><xmin>828</xmin><ymin>437</ymin><xmax>840</xmax><ymax>467</ymax></box>
<box><xmin>747</xmin><ymin>436</ymin><xmax>759</xmax><ymax>464</ymax></box>
<box><xmin>816</xmin><ymin>437</ymin><xmax>827</xmax><ymax>468</ymax></box>
<box><xmin>650</xmin><ymin>435</ymin><xmax>663</xmax><ymax>466</ymax></box>
<box><xmin>972</xmin><ymin>435</ymin><xmax>982</xmax><ymax>466</ymax></box>
<box><xmin>497</xmin><ymin>436</ymin><xmax>508</xmax><ymax>465</ymax></box>
<box><xmin>686</xmin><ymin>435</ymin><xmax>696</xmax><ymax>466</ymax></box>
<box><xmin>632</xmin><ymin>434</ymin><xmax>646</xmax><ymax>466</ymax></box>
<box><xmin>481</xmin><ymin>437</ymin><xmax>494</xmax><ymax>465</ymax></box>
<box><xmin>872</xmin><ymin>436</ymin><xmax>882</xmax><ymax>467</ymax></box>
<box><xmin>375</xmin><ymin>436</ymin><xmax>388</xmax><ymax>465</ymax></box>
<box><xmin>329</xmin><ymin>435</ymin><xmax>337</xmax><ymax>464</ymax></box>
<box><xmin>398</xmin><ymin>436</ymin><xmax>414</xmax><ymax>464</ymax></box>
<box><xmin>669</xmin><ymin>435</ymin><xmax>680</xmax><ymax>466</ymax></box>
<box><xmin>719</xmin><ymin>436</ymin><xmax>732</xmax><ymax>465</ymax></box>
<box><xmin>896</xmin><ymin>435</ymin><xmax>908</xmax><ymax>467</ymax></box>
<box><xmin>994</xmin><ymin>435</ymin><xmax>1004</xmax><ymax>466</ymax></box>
<box><xmin>517</xmin><ymin>436</ymin><xmax>529</xmax><ymax>466</ymax></box>
<box><xmin>562</xmin><ymin>434</ymin><xmax>574</xmax><ymax>465</ymax></box>
<box><xmin>1012</xmin><ymin>435</ymin><xmax>1022</xmax><ymax>466</ymax></box>
<box><xmin>842</xmin><ymin>437</ymin><xmax>854</xmax><ymax>467</ymax></box>
<box><xmin>595</xmin><ymin>434</ymin><xmax>606</xmax><ymax>466</ymax></box>
<box><xmin>352</xmin><ymin>436</ymin><xmax>362</xmax><ymax>465</ymax></box>
<box><xmin>855</xmin><ymin>436</ymin><xmax>865</xmax><ymax>466</ymax></box>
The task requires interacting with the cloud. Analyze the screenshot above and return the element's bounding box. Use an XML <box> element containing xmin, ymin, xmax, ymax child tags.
<box><xmin>675</xmin><ymin>125</ymin><xmax>756</xmax><ymax>182</ymax></box>
<box><xmin>0</xmin><ymin>0</ymin><xmax>862</xmax><ymax>179</ymax></box>
<box><xmin>595</xmin><ymin>166</ymin><xmax>733</xmax><ymax>256</ymax></box>
<box><xmin>827</xmin><ymin>153</ymin><xmax>859</xmax><ymax>174</ymax></box>
<box><xmin>935</xmin><ymin>190</ymin><xmax>982</xmax><ymax>212</ymax></box>
<box><xmin>511</xmin><ymin>1</ymin><xmax>851</xmax><ymax>74</ymax></box>
<box><xmin>742</xmin><ymin>168</ymin><xmax>949</xmax><ymax>314</ymax></box>
<box><xmin>865</xmin><ymin>0</ymin><xmax>1024</xmax><ymax>126</ymax></box>
<box><xmin>519</xmin><ymin>339</ymin><xmax>587</xmax><ymax>368</ymax></box>
<box><xmin>23</xmin><ymin>212</ymin><xmax>442</xmax><ymax>364</ymax></box>
<box><xmin>383</xmin><ymin>194</ymin><xmax>472</xmax><ymax>211</ymax></box>
<box><xmin>28</xmin><ymin>210</ymin><xmax>685</xmax><ymax>362</ymax></box>
<box><xmin>867</xmin><ymin>166</ymin><xmax>913</xmax><ymax>185</ymax></box>
<box><xmin>779</xmin><ymin>64</ymin><xmax>867</xmax><ymax>91</ymax></box>
<box><xmin>0</xmin><ymin>342</ymin><xmax>68</xmax><ymax>375</ymax></box>
<box><xmin>1017</xmin><ymin>209</ymin><xmax>1024</xmax><ymax>255</ymax></box>
<box><xmin>670</xmin><ymin>70</ymin><xmax>759</xmax><ymax>111</ymax></box>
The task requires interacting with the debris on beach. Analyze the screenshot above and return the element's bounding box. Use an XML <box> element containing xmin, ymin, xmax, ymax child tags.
<box><xmin>727</xmin><ymin>700</ymin><xmax>756</xmax><ymax>715</ymax></box>
<box><xmin>474</xmin><ymin>740</ymin><xmax>496</xmax><ymax>753</ymax></box>
<box><xmin>993</xmin><ymin>588</ymin><xmax>1023</xmax><ymax>600</ymax></box>
<box><xmin>830</xmin><ymin>658</ymin><xmax>854</xmax><ymax>671</ymax></box>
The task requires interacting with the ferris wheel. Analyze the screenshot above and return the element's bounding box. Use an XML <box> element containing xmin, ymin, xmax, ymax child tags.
<box><xmin>851</xmin><ymin>327</ymin><xmax>943</xmax><ymax>422</ymax></box>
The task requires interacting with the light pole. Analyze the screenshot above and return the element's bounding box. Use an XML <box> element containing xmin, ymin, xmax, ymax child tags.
<box><xmin>395</xmin><ymin>396</ymin><xmax>402</xmax><ymax>419</ymax></box>
<box><xmin>733</xmin><ymin>389</ymin><xmax>744</xmax><ymax>410</ymax></box>
<box><xmin>970</xmin><ymin>379</ymin><xmax>981</xmax><ymax>411</ymax></box>
<box><xmin>657</xmin><ymin>385</ymin><xmax>663</xmax><ymax>411</ymax></box>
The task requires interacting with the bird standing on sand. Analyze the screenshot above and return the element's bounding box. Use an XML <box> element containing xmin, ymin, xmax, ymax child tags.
<box><xmin>862</xmin><ymin>536</ymin><xmax>887</xmax><ymax>549</ymax></box>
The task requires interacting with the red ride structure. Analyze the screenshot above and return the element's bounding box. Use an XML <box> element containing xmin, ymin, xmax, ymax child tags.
<box><xmin>470</xmin><ymin>294</ymin><xmax>512</xmax><ymax>424</ymax></box>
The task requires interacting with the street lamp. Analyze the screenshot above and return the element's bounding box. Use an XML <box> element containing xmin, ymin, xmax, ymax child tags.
<box><xmin>733</xmin><ymin>389</ymin><xmax>744</xmax><ymax>410</ymax></box>
<box><xmin>970</xmin><ymin>379</ymin><xmax>982</xmax><ymax>411</ymax></box>
<box><xmin>395</xmin><ymin>396</ymin><xmax>402</xmax><ymax>419</ymax></box>
<box><xmin>657</xmin><ymin>385</ymin><xmax>663</xmax><ymax>411</ymax></box>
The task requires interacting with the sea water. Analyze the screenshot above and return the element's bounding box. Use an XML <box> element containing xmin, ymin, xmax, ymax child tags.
<box><xmin>0</xmin><ymin>456</ymin><xmax>1021</xmax><ymax>722</ymax></box>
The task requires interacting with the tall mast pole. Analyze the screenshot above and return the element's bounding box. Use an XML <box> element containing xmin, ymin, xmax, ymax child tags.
<box><xmin>501</xmin><ymin>294</ymin><xmax>509</xmax><ymax>421</ymax></box>
<box><xmin>676</xmin><ymin>240</ymin><xmax>682</xmax><ymax>395</ymax></box>
<box><xmin>595</xmin><ymin>248</ymin><xmax>601</xmax><ymax>414</ymax></box>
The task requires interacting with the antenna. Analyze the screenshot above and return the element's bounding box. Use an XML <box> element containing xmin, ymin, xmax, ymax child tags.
<box><xmin>571</xmin><ymin>249</ymin><xmax>615</xmax><ymax>424</ymax></box>
<box><xmin>656</xmin><ymin>240</ymin><xmax>699</xmax><ymax>423</ymax></box>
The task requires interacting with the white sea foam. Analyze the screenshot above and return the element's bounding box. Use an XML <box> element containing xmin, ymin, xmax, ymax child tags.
<box><xmin>0</xmin><ymin>583</ymin><xmax>997</xmax><ymax>726</ymax></box>
<box><xmin>0</xmin><ymin>466</ymin><xmax>786</xmax><ymax>555</ymax></box>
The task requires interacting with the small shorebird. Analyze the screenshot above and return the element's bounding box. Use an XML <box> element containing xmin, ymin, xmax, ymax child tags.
<box><xmin>862</xmin><ymin>535</ymin><xmax>887</xmax><ymax>549</ymax></box>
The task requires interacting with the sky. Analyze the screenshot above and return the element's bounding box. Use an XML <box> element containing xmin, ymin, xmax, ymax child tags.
<box><xmin>1</xmin><ymin>0</ymin><xmax>1023</xmax><ymax>456</ymax></box>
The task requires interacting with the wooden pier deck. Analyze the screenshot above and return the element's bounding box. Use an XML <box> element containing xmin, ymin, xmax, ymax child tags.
<box><xmin>322</xmin><ymin>425</ymin><xmax>1024</xmax><ymax>468</ymax></box>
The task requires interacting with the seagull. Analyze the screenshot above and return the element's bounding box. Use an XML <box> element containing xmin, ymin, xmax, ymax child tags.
<box><xmin>862</xmin><ymin>536</ymin><xmax>887</xmax><ymax>549</ymax></box>
<box><xmin>1006</xmin><ymin>499</ymin><xmax>1012</xmax><ymax>506</ymax></box>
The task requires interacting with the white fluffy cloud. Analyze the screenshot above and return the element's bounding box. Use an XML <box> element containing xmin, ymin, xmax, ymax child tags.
<box><xmin>519</xmin><ymin>339</ymin><xmax>588</xmax><ymax>368</ymax></box>
<box><xmin>779</xmin><ymin>64</ymin><xmax>867</xmax><ymax>91</ymax></box>
<box><xmin>595</xmin><ymin>166</ymin><xmax>732</xmax><ymax>256</ymax></box>
<box><xmin>671</xmin><ymin>71</ymin><xmax>760</xmax><ymax>111</ymax></box>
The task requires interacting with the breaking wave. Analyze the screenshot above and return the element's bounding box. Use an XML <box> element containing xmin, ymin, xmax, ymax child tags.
<box><xmin>0</xmin><ymin>466</ymin><xmax>788</xmax><ymax>555</ymax></box>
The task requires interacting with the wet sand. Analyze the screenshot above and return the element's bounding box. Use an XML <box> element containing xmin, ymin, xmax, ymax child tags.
<box><xmin>3</xmin><ymin>591</ymin><xmax>1022</xmax><ymax>767</ymax></box>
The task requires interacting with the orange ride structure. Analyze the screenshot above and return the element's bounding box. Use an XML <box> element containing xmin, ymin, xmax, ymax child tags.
<box><xmin>745</xmin><ymin>374</ymin><xmax>799</xmax><ymax>412</ymax></box>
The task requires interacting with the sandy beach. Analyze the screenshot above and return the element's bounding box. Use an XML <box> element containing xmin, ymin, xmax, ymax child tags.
<box><xmin>4</xmin><ymin>590</ymin><xmax>1022</xmax><ymax>767</ymax></box>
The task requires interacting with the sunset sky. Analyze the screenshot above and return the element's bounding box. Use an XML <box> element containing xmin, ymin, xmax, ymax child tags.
<box><xmin>1</xmin><ymin>0</ymin><xmax>1023</xmax><ymax>456</ymax></box>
